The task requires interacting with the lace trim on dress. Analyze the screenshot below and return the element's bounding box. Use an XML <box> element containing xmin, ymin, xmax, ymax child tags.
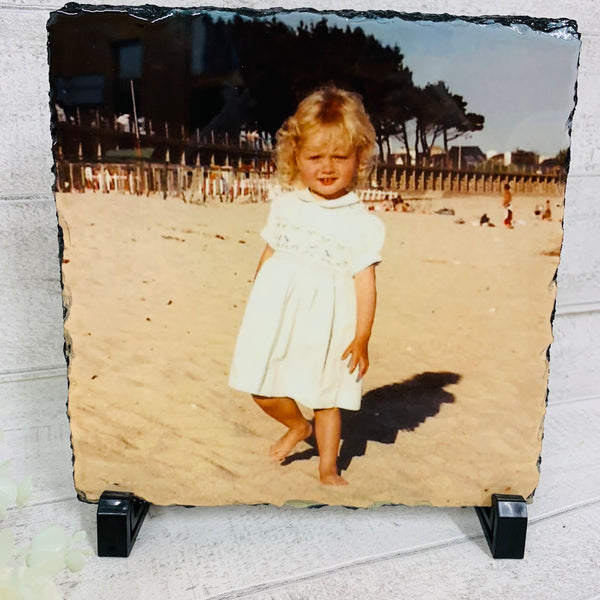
<box><xmin>298</xmin><ymin>188</ymin><xmax>361</xmax><ymax>209</ymax></box>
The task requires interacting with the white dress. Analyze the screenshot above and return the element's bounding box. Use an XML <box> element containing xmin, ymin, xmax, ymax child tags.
<box><xmin>229</xmin><ymin>188</ymin><xmax>384</xmax><ymax>411</ymax></box>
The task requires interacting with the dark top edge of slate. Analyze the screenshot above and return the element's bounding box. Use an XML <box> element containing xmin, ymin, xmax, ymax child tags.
<box><xmin>47</xmin><ymin>4</ymin><xmax>579</xmax><ymax>38</ymax></box>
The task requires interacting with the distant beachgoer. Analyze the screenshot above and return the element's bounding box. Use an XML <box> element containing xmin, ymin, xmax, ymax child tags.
<box><xmin>104</xmin><ymin>169</ymin><xmax>112</xmax><ymax>193</ymax></box>
<box><xmin>382</xmin><ymin>198</ymin><xmax>394</xmax><ymax>212</ymax></box>
<box><xmin>229</xmin><ymin>87</ymin><xmax>384</xmax><ymax>486</ymax></box>
<box><xmin>542</xmin><ymin>200</ymin><xmax>552</xmax><ymax>221</ymax></box>
<box><xmin>116</xmin><ymin>113</ymin><xmax>131</xmax><ymax>133</ymax></box>
<box><xmin>97</xmin><ymin>170</ymin><xmax>105</xmax><ymax>193</ymax></box>
<box><xmin>503</xmin><ymin>183</ymin><xmax>513</xmax><ymax>228</ymax></box>
<box><xmin>84</xmin><ymin>166</ymin><xmax>94</xmax><ymax>190</ymax></box>
<box><xmin>128</xmin><ymin>171</ymin><xmax>135</xmax><ymax>194</ymax></box>
<box><xmin>534</xmin><ymin>204</ymin><xmax>543</xmax><ymax>218</ymax></box>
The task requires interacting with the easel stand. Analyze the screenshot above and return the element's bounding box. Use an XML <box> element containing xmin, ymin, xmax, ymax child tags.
<box><xmin>475</xmin><ymin>494</ymin><xmax>528</xmax><ymax>559</ymax></box>
<box><xmin>97</xmin><ymin>491</ymin><xmax>150</xmax><ymax>557</ymax></box>
<box><xmin>96</xmin><ymin>491</ymin><xmax>526</xmax><ymax>559</ymax></box>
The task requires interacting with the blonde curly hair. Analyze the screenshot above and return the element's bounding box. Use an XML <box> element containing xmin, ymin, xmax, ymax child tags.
<box><xmin>275</xmin><ymin>87</ymin><xmax>377</xmax><ymax>188</ymax></box>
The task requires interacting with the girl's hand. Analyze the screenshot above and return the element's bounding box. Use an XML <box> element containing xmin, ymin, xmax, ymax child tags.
<box><xmin>343</xmin><ymin>265</ymin><xmax>377</xmax><ymax>381</ymax></box>
<box><xmin>341</xmin><ymin>337</ymin><xmax>370</xmax><ymax>381</ymax></box>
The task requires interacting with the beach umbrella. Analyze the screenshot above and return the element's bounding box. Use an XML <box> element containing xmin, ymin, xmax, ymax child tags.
<box><xmin>195</xmin><ymin>153</ymin><xmax>201</xmax><ymax>167</ymax></box>
<box><xmin>77</xmin><ymin>142</ymin><xmax>82</xmax><ymax>160</ymax></box>
<box><xmin>97</xmin><ymin>142</ymin><xmax>102</xmax><ymax>160</ymax></box>
<box><xmin>165</xmin><ymin>148</ymin><xmax>170</xmax><ymax>163</ymax></box>
<box><xmin>180</xmin><ymin>150</ymin><xmax>186</xmax><ymax>166</ymax></box>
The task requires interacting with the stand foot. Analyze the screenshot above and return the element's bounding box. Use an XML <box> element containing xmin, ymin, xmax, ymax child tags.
<box><xmin>475</xmin><ymin>494</ymin><xmax>527</xmax><ymax>559</ymax></box>
<box><xmin>97</xmin><ymin>491</ymin><xmax>150</xmax><ymax>557</ymax></box>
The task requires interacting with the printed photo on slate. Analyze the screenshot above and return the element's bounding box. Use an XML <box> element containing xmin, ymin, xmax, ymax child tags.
<box><xmin>49</xmin><ymin>7</ymin><xmax>580</xmax><ymax>507</ymax></box>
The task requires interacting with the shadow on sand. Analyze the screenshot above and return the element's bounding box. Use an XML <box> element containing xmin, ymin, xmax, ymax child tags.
<box><xmin>281</xmin><ymin>371</ymin><xmax>461</xmax><ymax>472</ymax></box>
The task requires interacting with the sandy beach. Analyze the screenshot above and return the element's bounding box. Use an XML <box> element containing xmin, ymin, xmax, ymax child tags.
<box><xmin>57</xmin><ymin>188</ymin><xmax>563</xmax><ymax>508</ymax></box>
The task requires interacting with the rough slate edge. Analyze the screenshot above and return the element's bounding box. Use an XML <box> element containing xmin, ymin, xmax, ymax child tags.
<box><xmin>48</xmin><ymin>4</ymin><xmax>580</xmax><ymax>508</ymax></box>
<box><xmin>50</xmin><ymin>2</ymin><xmax>579</xmax><ymax>31</ymax></box>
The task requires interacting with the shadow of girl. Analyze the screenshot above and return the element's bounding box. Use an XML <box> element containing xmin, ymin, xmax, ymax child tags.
<box><xmin>338</xmin><ymin>371</ymin><xmax>461</xmax><ymax>471</ymax></box>
<box><xmin>281</xmin><ymin>372</ymin><xmax>461</xmax><ymax>472</ymax></box>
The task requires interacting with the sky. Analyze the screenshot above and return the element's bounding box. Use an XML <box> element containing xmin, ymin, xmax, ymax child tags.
<box><xmin>212</xmin><ymin>9</ymin><xmax>581</xmax><ymax>158</ymax></box>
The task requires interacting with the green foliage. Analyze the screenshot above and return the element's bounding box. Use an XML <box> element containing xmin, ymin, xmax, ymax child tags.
<box><xmin>0</xmin><ymin>462</ymin><xmax>32</xmax><ymax>519</ymax></box>
<box><xmin>0</xmin><ymin>433</ymin><xmax>89</xmax><ymax>599</ymax></box>
<box><xmin>413</xmin><ymin>82</ymin><xmax>485</xmax><ymax>163</ymax></box>
<box><xmin>554</xmin><ymin>148</ymin><xmax>570</xmax><ymax>169</ymax></box>
<box><xmin>212</xmin><ymin>16</ymin><xmax>484</xmax><ymax>164</ymax></box>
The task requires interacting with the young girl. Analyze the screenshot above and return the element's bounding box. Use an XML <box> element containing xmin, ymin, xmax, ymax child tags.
<box><xmin>229</xmin><ymin>87</ymin><xmax>384</xmax><ymax>486</ymax></box>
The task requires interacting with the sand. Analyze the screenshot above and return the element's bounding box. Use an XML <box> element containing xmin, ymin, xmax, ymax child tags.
<box><xmin>57</xmin><ymin>189</ymin><xmax>563</xmax><ymax>507</ymax></box>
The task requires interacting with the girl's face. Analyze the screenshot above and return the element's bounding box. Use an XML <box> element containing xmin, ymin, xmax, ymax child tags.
<box><xmin>296</xmin><ymin>127</ymin><xmax>358</xmax><ymax>200</ymax></box>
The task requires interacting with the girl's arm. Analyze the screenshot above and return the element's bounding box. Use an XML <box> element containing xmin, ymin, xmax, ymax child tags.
<box><xmin>254</xmin><ymin>243</ymin><xmax>275</xmax><ymax>281</ymax></box>
<box><xmin>342</xmin><ymin>264</ymin><xmax>377</xmax><ymax>380</ymax></box>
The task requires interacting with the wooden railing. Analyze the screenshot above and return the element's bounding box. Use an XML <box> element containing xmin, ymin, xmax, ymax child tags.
<box><xmin>53</xmin><ymin>157</ymin><xmax>563</xmax><ymax>200</ymax></box>
<box><xmin>375</xmin><ymin>165</ymin><xmax>562</xmax><ymax>195</ymax></box>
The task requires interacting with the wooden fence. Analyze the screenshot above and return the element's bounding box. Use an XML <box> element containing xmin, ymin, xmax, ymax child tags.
<box><xmin>54</xmin><ymin>160</ymin><xmax>273</xmax><ymax>203</ymax></box>
<box><xmin>54</xmin><ymin>159</ymin><xmax>564</xmax><ymax>201</ymax></box>
<box><xmin>375</xmin><ymin>165</ymin><xmax>562</xmax><ymax>195</ymax></box>
<box><xmin>53</xmin><ymin>109</ymin><xmax>562</xmax><ymax>197</ymax></box>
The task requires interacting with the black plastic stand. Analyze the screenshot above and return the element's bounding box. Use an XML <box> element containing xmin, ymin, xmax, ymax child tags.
<box><xmin>475</xmin><ymin>494</ymin><xmax>527</xmax><ymax>559</ymax></box>
<box><xmin>97</xmin><ymin>491</ymin><xmax>150</xmax><ymax>557</ymax></box>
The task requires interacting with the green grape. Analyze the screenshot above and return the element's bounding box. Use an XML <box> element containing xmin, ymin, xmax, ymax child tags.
<box><xmin>30</xmin><ymin>527</ymin><xmax>68</xmax><ymax>554</ymax></box>
<box><xmin>69</xmin><ymin>531</ymin><xmax>86</xmax><ymax>545</ymax></box>
<box><xmin>25</xmin><ymin>549</ymin><xmax>66</xmax><ymax>577</ymax></box>
<box><xmin>1</xmin><ymin>433</ymin><xmax>88</xmax><ymax>598</ymax></box>
<box><xmin>65</xmin><ymin>550</ymin><xmax>86</xmax><ymax>573</ymax></box>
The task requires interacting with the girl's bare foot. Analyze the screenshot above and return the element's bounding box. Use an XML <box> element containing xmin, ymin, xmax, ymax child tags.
<box><xmin>320</xmin><ymin>470</ymin><xmax>348</xmax><ymax>486</ymax></box>
<box><xmin>269</xmin><ymin>420</ymin><xmax>312</xmax><ymax>461</ymax></box>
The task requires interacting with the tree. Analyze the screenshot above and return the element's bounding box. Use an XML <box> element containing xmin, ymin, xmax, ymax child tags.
<box><xmin>202</xmin><ymin>17</ymin><xmax>484</xmax><ymax>168</ymax></box>
<box><xmin>412</xmin><ymin>82</ymin><xmax>484</xmax><ymax>165</ymax></box>
<box><xmin>554</xmin><ymin>147</ymin><xmax>570</xmax><ymax>169</ymax></box>
<box><xmin>226</xmin><ymin>17</ymin><xmax>419</xmax><ymax>159</ymax></box>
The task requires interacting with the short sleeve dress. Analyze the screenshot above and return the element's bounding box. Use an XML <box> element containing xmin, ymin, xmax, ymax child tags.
<box><xmin>229</xmin><ymin>188</ymin><xmax>384</xmax><ymax>411</ymax></box>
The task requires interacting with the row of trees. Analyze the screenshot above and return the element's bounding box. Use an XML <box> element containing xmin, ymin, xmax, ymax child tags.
<box><xmin>205</xmin><ymin>16</ymin><xmax>484</xmax><ymax>165</ymax></box>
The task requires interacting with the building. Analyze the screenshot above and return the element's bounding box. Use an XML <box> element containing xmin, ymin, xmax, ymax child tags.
<box><xmin>448</xmin><ymin>145</ymin><xmax>486</xmax><ymax>169</ymax></box>
<box><xmin>48</xmin><ymin>10</ymin><xmax>252</xmax><ymax>161</ymax></box>
<box><xmin>510</xmin><ymin>149</ymin><xmax>540</xmax><ymax>173</ymax></box>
